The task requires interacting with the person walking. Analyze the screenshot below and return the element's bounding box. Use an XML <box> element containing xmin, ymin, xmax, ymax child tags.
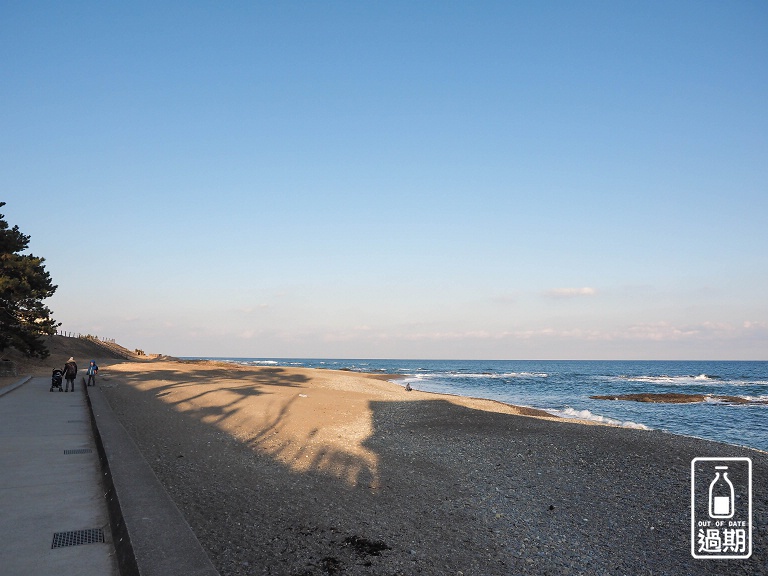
<box><xmin>63</xmin><ymin>357</ymin><xmax>78</xmax><ymax>392</ymax></box>
<box><xmin>86</xmin><ymin>360</ymin><xmax>98</xmax><ymax>386</ymax></box>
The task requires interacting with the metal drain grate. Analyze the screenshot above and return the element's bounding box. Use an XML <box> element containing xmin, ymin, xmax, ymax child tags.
<box><xmin>63</xmin><ymin>448</ymin><xmax>92</xmax><ymax>455</ymax></box>
<box><xmin>51</xmin><ymin>528</ymin><xmax>104</xmax><ymax>548</ymax></box>
<box><xmin>67</xmin><ymin>420</ymin><xmax>85</xmax><ymax>423</ymax></box>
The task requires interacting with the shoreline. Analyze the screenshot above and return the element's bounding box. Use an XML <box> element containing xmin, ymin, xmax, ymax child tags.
<box><xmin>175</xmin><ymin>358</ymin><xmax>612</xmax><ymax>428</ymax></box>
<box><xmin>186</xmin><ymin>357</ymin><xmax>768</xmax><ymax>452</ymax></box>
<box><xmin>180</xmin><ymin>357</ymin><xmax>660</xmax><ymax>428</ymax></box>
<box><xmin>96</xmin><ymin>358</ymin><xmax>767</xmax><ymax>575</ymax></box>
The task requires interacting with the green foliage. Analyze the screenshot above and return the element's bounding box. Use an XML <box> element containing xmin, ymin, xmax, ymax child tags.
<box><xmin>0</xmin><ymin>202</ymin><xmax>59</xmax><ymax>358</ymax></box>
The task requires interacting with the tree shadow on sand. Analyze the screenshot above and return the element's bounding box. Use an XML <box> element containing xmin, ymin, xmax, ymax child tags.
<box><xmin>108</xmin><ymin>366</ymin><xmax>309</xmax><ymax>429</ymax></box>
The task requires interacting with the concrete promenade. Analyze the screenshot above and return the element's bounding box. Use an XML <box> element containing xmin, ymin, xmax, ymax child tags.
<box><xmin>0</xmin><ymin>375</ymin><xmax>219</xmax><ymax>576</ymax></box>
<box><xmin>0</xmin><ymin>376</ymin><xmax>119</xmax><ymax>575</ymax></box>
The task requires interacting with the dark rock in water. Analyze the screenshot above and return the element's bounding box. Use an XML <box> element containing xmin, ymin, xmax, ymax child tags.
<box><xmin>590</xmin><ymin>392</ymin><xmax>768</xmax><ymax>405</ymax></box>
<box><xmin>591</xmin><ymin>393</ymin><xmax>703</xmax><ymax>403</ymax></box>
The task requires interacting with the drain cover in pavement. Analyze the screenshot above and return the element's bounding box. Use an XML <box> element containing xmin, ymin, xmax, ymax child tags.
<box><xmin>63</xmin><ymin>448</ymin><xmax>92</xmax><ymax>455</ymax></box>
<box><xmin>51</xmin><ymin>528</ymin><xmax>105</xmax><ymax>548</ymax></box>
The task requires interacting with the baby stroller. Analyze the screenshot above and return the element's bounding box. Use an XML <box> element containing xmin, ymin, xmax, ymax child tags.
<box><xmin>50</xmin><ymin>369</ymin><xmax>63</xmax><ymax>392</ymax></box>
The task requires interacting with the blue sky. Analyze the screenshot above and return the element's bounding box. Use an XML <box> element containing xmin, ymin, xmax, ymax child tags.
<box><xmin>3</xmin><ymin>1</ymin><xmax>766</xmax><ymax>359</ymax></box>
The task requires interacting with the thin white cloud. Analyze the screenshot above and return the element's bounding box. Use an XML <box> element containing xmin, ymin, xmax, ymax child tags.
<box><xmin>616</xmin><ymin>322</ymin><xmax>701</xmax><ymax>341</ymax></box>
<box><xmin>382</xmin><ymin>321</ymin><xmax>767</xmax><ymax>345</ymax></box>
<box><xmin>544</xmin><ymin>287</ymin><xmax>597</xmax><ymax>298</ymax></box>
<box><xmin>604</xmin><ymin>321</ymin><xmax>768</xmax><ymax>343</ymax></box>
<box><xmin>410</xmin><ymin>331</ymin><xmax>492</xmax><ymax>341</ymax></box>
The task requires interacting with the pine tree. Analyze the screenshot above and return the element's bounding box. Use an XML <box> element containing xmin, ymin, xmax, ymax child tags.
<box><xmin>0</xmin><ymin>202</ymin><xmax>59</xmax><ymax>358</ymax></box>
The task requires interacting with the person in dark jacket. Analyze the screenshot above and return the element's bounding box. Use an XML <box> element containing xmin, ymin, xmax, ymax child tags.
<box><xmin>63</xmin><ymin>357</ymin><xmax>78</xmax><ymax>392</ymax></box>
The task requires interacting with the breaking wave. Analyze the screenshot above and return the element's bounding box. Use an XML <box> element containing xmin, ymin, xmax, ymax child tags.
<box><xmin>401</xmin><ymin>371</ymin><xmax>548</xmax><ymax>380</ymax></box>
<box><xmin>552</xmin><ymin>407</ymin><xmax>650</xmax><ymax>430</ymax></box>
<box><xmin>618</xmin><ymin>374</ymin><xmax>767</xmax><ymax>386</ymax></box>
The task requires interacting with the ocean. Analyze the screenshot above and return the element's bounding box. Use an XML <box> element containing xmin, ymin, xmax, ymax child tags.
<box><xmin>185</xmin><ymin>358</ymin><xmax>768</xmax><ymax>453</ymax></box>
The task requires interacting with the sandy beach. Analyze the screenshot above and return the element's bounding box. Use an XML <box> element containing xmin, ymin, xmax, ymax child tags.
<box><xmin>86</xmin><ymin>358</ymin><xmax>766</xmax><ymax>575</ymax></box>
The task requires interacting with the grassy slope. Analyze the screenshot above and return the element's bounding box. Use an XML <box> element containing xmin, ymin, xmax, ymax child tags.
<box><xmin>1</xmin><ymin>335</ymin><xmax>139</xmax><ymax>377</ymax></box>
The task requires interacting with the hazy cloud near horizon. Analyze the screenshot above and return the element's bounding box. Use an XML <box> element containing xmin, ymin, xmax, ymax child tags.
<box><xmin>544</xmin><ymin>287</ymin><xmax>597</xmax><ymax>298</ymax></box>
<box><xmin>3</xmin><ymin>2</ymin><xmax>767</xmax><ymax>359</ymax></box>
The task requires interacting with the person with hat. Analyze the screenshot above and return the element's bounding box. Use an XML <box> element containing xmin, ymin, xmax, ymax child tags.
<box><xmin>63</xmin><ymin>357</ymin><xmax>78</xmax><ymax>392</ymax></box>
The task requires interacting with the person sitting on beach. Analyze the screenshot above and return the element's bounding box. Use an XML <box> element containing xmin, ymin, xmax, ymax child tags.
<box><xmin>63</xmin><ymin>357</ymin><xmax>78</xmax><ymax>392</ymax></box>
<box><xmin>86</xmin><ymin>360</ymin><xmax>98</xmax><ymax>387</ymax></box>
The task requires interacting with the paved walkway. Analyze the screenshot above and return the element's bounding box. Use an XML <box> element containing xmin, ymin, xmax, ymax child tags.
<box><xmin>0</xmin><ymin>376</ymin><xmax>119</xmax><ymax>576</ymax></box>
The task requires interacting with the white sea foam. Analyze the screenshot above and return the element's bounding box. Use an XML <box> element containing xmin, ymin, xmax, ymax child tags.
<box><xmin>615</xmin><ymin>374</ymin><xmax>767</xmax><ymax>386</ymax></box>
<box><xmin>702</xmin><ymin>394</ymin><xmax>768</xmax><ymax>405</ymax></box>
<box><xmin>742</xmin><ymin>395</ymin><xmax>768</xmax><ymax>402</ymax></box>
<box><xmin>623</xmin><ymin>375</ymin><xmax>707</xmax><ymax>384</ymax></box>
<box><xmin>552</xmin><ymin>407</ymin><xmax>650</xmax><ymax>430</ymax></box>
<box><xmin>400</xmin><ymin>371</ymin><xmax>548</xmax><ymax>381</ymax></box>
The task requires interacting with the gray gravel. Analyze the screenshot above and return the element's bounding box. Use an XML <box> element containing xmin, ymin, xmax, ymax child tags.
<box><xmin>102</xmin><ymin>381</ymin><xmax>768</xmax><ymax>576</ymax></box>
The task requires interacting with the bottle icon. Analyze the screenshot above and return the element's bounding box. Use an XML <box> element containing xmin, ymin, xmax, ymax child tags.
<box><xmin>709</xmin><ymin>465</ymin><xmax>735</xmax><ymax>518</ymax></box>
